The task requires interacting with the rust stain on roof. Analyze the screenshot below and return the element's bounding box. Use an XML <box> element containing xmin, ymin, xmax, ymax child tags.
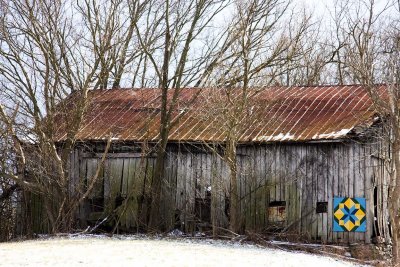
<box><xmin>54</xmin><ymin>85</ymin><xmax>382</xmax><ymax>143</ymax></box>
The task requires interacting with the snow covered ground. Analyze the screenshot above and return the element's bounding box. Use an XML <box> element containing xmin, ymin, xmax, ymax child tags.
<box><xmin>0</xmin><ymin>235</ymin><xmax>366</xmax><ymax>267</ymax></box>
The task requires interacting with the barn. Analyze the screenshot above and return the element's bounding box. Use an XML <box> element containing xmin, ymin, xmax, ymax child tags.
<box><xmin>55</xmin><ymin>85</ymin><xmax>390</xmax><ymax>244</ymax></box>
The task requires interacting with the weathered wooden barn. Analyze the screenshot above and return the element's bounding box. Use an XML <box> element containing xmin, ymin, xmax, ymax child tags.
<box><xmin>55</xmin><ymin>85</ymin><xmax>390</xmax><ymax>244</ymax></box>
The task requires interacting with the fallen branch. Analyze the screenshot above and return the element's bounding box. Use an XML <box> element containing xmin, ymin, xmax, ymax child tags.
<box><xmin>214</xmin><ymin>226</ymin><xmax>240</xmax><ymax>237</ymax></box>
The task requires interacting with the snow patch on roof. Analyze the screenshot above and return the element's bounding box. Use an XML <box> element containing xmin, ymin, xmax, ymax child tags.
<box><xmin>254</xmin><ymin>133</ymin><xmax>295</xmax><ymax>142</ymax></box>
<box><xmin>312</xmin><ymin>129</ymin><xmax>352</xmax><ymax>140</ymax></box>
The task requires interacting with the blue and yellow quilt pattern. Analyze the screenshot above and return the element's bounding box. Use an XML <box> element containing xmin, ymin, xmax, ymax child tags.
<box><xmin>333</xmin><ymin>197</ymin><xmax>366</xmax><ymax>232</ymax></box>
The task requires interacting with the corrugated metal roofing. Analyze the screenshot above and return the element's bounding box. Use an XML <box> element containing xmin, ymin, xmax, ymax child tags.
<box><xmin>54</xmin><ymin>85</ymin><xmax>382</xmax><ymax>143</ymax></box>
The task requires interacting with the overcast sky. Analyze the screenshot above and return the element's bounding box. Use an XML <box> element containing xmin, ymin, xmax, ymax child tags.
<box><xmin>295</xmin><ymin>0</ymin><xmax>397</xmax><ymax>18</ymax></box>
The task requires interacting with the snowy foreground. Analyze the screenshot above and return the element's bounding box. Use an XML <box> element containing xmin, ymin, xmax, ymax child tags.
<box><xmin>0</xmin><ymin>235</ymin><xmax>366</xmax><ymax>267</ymax></box>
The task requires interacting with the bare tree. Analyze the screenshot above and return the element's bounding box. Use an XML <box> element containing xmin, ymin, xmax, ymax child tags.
<box><xmin>197</xmin><ymin>0</ymin><xmax>311</xmax><ymax>234</ymax></box>
<box><xmin>76</xmin><ymin>0</ymin><xmax>148</xmax><ymax>89</ymax></box>
<box><xmin>0</xmin><ymin>0</ymin><xmax>123</xmax><ymax>233</ymax></box>
<box><xmin>131</xmin><ymin>0</ymin><xmax>231</xmax><ymax>231</ymax></box>
<box><xmin>326</xmin><ymin>0</ymin><xmax>392</xmax><ymax>85</ymax></box>
<box><xmin>0</xmin><ymin>117</ymin><xmax>17</xmax><ymax>241</ymax></box>
<box><xmin>278</xmin><ymin>16</ymin><xmax>332</xmax><ymax>86</ymax></box>
<box><xmin>334</xmin><ymin>0</ymin><xmax>400</xmax><ymax>264</ymax></box>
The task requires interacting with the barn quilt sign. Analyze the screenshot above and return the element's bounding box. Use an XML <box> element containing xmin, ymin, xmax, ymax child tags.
<box><xmin>333</xmin><ymin>197</ymin><xmax>366</xmax><ymax>232</ymax></box>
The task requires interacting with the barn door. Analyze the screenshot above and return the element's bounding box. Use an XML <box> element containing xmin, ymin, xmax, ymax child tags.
<box><xmin>79</xmin><ymin>155</ymin><xmax>155</xmax><ymax>230</ymax></box>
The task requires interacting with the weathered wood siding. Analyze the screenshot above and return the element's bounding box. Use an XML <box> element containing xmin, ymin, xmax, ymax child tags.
<box><xmin>69</xmin><ymin>140</ymin><xmax>390</xmax><ymax>243</ymax></box>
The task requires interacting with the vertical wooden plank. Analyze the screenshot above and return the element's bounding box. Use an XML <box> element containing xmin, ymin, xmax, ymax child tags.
<box><xmin>160</xmin><ymin>152</ymin><xmax>169</xmax><ymax>229</ymax></box>
<box><xmin>343</xmin><ymin>144</ymin><xmax>350</xmax><ymax>243</ymax></box>
<box><xmin>121</xmin><ymin>158</ymin><xmax>130</xmax><ymax>197</ymax></box>
<box><xmin>103</xmin><ymin>159</ymin><xmax>111</xmax><ymax>204</ymax></box>
<box><xmin>383</xmin><ymin>152</ymin><xmax>391</xmax><ymax>243</ymax></box>
<box><xmin>247</xmin><ymin>146</ymin><xmax>255</xmax><ymax>231</ymax></box>
<box><xmin>255</xmin><ymin>146</ymin><xmax>264</xmax><ymax>231</ymax></box>
<box><xmin>119</xmin><ymin>157</ymin><xmax>134</xmax><ymax>230</ymax></box>
<box><xmin>201</xmin><ymin>152</ymin><xmax>208</xmax><ymax>199</ymax></box>
<box><xmin>220</xmin><ymin>153</ymin><xmax>229</xmax><ymax>229</ymax></box>
<box><xmin>119</xmin><ymin>157</ymin><xmax>128</xmax><ymax>230</ymax></box>
<box><xmin>317</xmin><ymin>146</ymin><xmax>324</xmax><ymax>242</ymax></box>
<box><xmin>128</xmin><ymin>157</ymin><xmax>137</xmax><ymax>193</ymax></box>
<box><xmin>304</xmin><ymin>144</ymin><xmax>311</xmax><ymax>238</ymax></box>
<box><xmin>112</xmin><ymin>159</ymin><xmax>123</xmax><ymax>197</ymax></box>
<box><xmin>270</xmin><ymin>146</ymin><xmax>276</xmax><ymax>203</ymax></box>
<box><xmin>323</xmin><ymin>145</ymin><xmax>328</xmax><ymax>243</ymax></box>
<box><xmin>70</xmin><ymin>149</ymin><xmax>80</xmax><ymax>221</ymax></box>
<box><xmin>374</xmin><ymin>140</ymin><xmax>383</xmax><ymax>239</ymax></box>
<box><xmin>167</xmin><ymin>151</ymin><xmax>178</xmax><ymax>230</ymax></box>
<box><xmin>326</xmin><ymin>144</ymin><xmax>333</xmax><ymax>243</ymax></box>
<box><xmin>237</xmin><ymin>150</ymin><xmax>245</xmax><ymax>230</ymax></box>
<box><xmin>246</xmin><ymin>147</ymin><xmax>252</xmax><ymax>231</ymax></box>
<box><xmin>337</xmin><ymin>144</ymin><xmax>345</xmax><ymax>243</ymax></box>
<box><xmin>260</xmin><ymin>146</ymin><xmax>267</xmax><ymax>229</ymax></box>
<box><xmin>205</xmin><ymin>152</ymin><xmax>212</xmax><ymax>222</ymax></box>
<box><xmin>294</xmin><ymin>145</ymin><xmax>302</xmax><ymax>234</ymax></box>
<box><xmin>300</xmin><ymin>145</ymin><xmax>308</xmax><ymax>237</ymax></box>
<box><xmin>219</xmin><ymin>154</ymin><xmax>227</xmax><ymax>229</ymax></box>
<box><xmin>275</xmin><ymin>145</ymin><xmax>281</xmax><ymax>202</ymax></box>
<box><xmin>353</xmin><ymin>143</ymin><xmax>362</xmax><ymax>243</ymax></box>
<box><xmin>364</xmin><ymin>143</ymin><xmax>373</xmax><ymax>244</ymax></box>
<box><xmin>252</xmin><ymin>146</ymin><xmax>257</xmax><ymax>230</ymax></box>
<box><xmin>213</xmin><ymin>154</ymin><xmax>221</xmax><ymax>231</ymax></box>
<box><xmin>246</xmin><ymin>147</ymin><xmax>253</xmax><ymax>231</ymax></box>
<box><xmin>353</xmin><ymin>143</ymin><xmax>364</xmax><ymax>243</ymax></box>
<box><xmin>263</xmin><ymin>146</ymin><xmax>270</xmax><ymax>229</ymax></box>
<box><xmin>136</xmin><ymin>156</ymin><xmax>147</xmax><ymax>229</ymax></box>
<box><xmin>193</xmin><ymin>153</ymin><xmax>201</xmax><ymax>200</ymax></box>
<box><xmin>311</xmin><ymin>145</ymin><xmax>318</xmax><ymax>241</ymax></box>
<box><xmin>332</xmin><ymin>144</ymin><xmax>339</xmax><ymax>243</ymax></box>
<box><xmin>254</xmin><ymin>146</ymin><xmax>259</xmax><ymax>230</ymax></box>
<box><xmin>357</xmin><ymin>143</ymin><xmax>366</xmax><ymax>243</ymax></box>
<box><xmin>210</xmin><ymin>152</ymin><xmax>219</xmax><ymax>232</ymax></box>
<box><xmin>344</xmin><ymin>144</ymin><xmax>351</xmax><ymax>243</ymax></box>
<box><xmin>238</xmin><ymin>148</ymin><xmax>246</xmax><ymax>230</ymax></box>
<box><xmin>74</xmin><ymin>149</ymin><xmax>81</xmax><ymax>192</ymax></box>
<box><xmin>348</xmin><ymin>144</ymin><xmax>355</xmax><ymax>244</ymax></box>
<box><xmin>191</xmin><ymin>152</ymin><xmax>200</xmax><ymax>228</ymax></box>
<box><xmin>68</xmin><ymin>150</ymin><xmax>74</xmax><ymax>196</ymax></box>
<box><xmin>79</xmin><ymin>158</ymin><xmax>88</xmax><ymax>227</ymax></box>
<box><xmin>287</xmin><ymin>145</ymin><xmax>295</xmax><ymax>231</ymax></box>
<box><xmin>291</xmin><ymin>145</ymin><xmax>301</xmax><ymax>233</ymax></box>
<box><xmin>280</xmin><ymin>145</ymin><xmax>286</xmax><ymax>201</ymax></box>
<box><xmin>176</xmin><ymin>150</ymin><xmax>186</xmax><ymax>229</ymax></box>
<box><xmin>351</xmin><ymin>144</ymin><xmax>359</xmax><ymax>242</ymax></box>
<box><xmin>175</xmin><ymin>151</ymin><xmax>182</xmax><ymax>214</ymax></box>
<box><xmin>87</xmin><ymin>158</ymin><xmax>102</xmax><ymax>198</ymax></box>
<box><xmin>182</xmin><ymin>151</ymin><xmax>189</xmax><ymax>231</ymax></box>
<box><xmin>300</xmin><ymin>144</ymin><xmax>305</xmax><ymax>236</ymax></box>
<box><xmin>252</xmin><ymin>145</ymin><xmax>260</xmax><ymax>231</ymax></box>
<box><xmin>307</xmin><ymin>145</ymin><xmax>316</xmax><ymax>240</ymax></box>
<box><xmin>168</xmin><ymin>152</ymin><xmax>176</xmax><ymax>224</ymax></box>
<box><xmin>185</xmin><ymin>151</ymin><xmax>194</xmax><ymax>233</ymax></box>
<box><xmin>235</xmin><ymin>149</ymin><xmax>241</xmax><ymax>230</ymax></box>
<box><xmin>380</xmin><ymin>138</ymin><xmax>391</xmax><ymax>243</ymax></box>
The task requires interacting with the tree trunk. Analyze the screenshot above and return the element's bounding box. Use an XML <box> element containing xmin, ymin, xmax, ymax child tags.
<box><xmin>147</xmin><ymin>1</ymin><xmax>171</xmax><ymax>231</ymax></box>
<box><xmin>226</xmin><ymin>138</ymin><xmax>241</xmax><ymax>233</ymax></box>
<box><xmin>390</xmin><ymin>201</ymin><xmax>400</xmax><ymax>265</ymax></box>
<box><xmin>147</xmin><ymin>124</ymin><xmax>169</xmax><ymax>231</ymax></box>
<box><xmin>390</xmin><ymin>141</ymin><xmax>400</xmax><ymax>265</ymax></box>
<box><xmin>229</xmin><ymin>163</ymin><xmax>241</xmax><ymax>233</ymax></box>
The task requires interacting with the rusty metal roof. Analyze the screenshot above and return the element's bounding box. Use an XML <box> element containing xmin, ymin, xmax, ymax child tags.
<box><xmin>54</xmin><ymin>85</ymin><xmax>382</xmax><ymax>143</ymax></box>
